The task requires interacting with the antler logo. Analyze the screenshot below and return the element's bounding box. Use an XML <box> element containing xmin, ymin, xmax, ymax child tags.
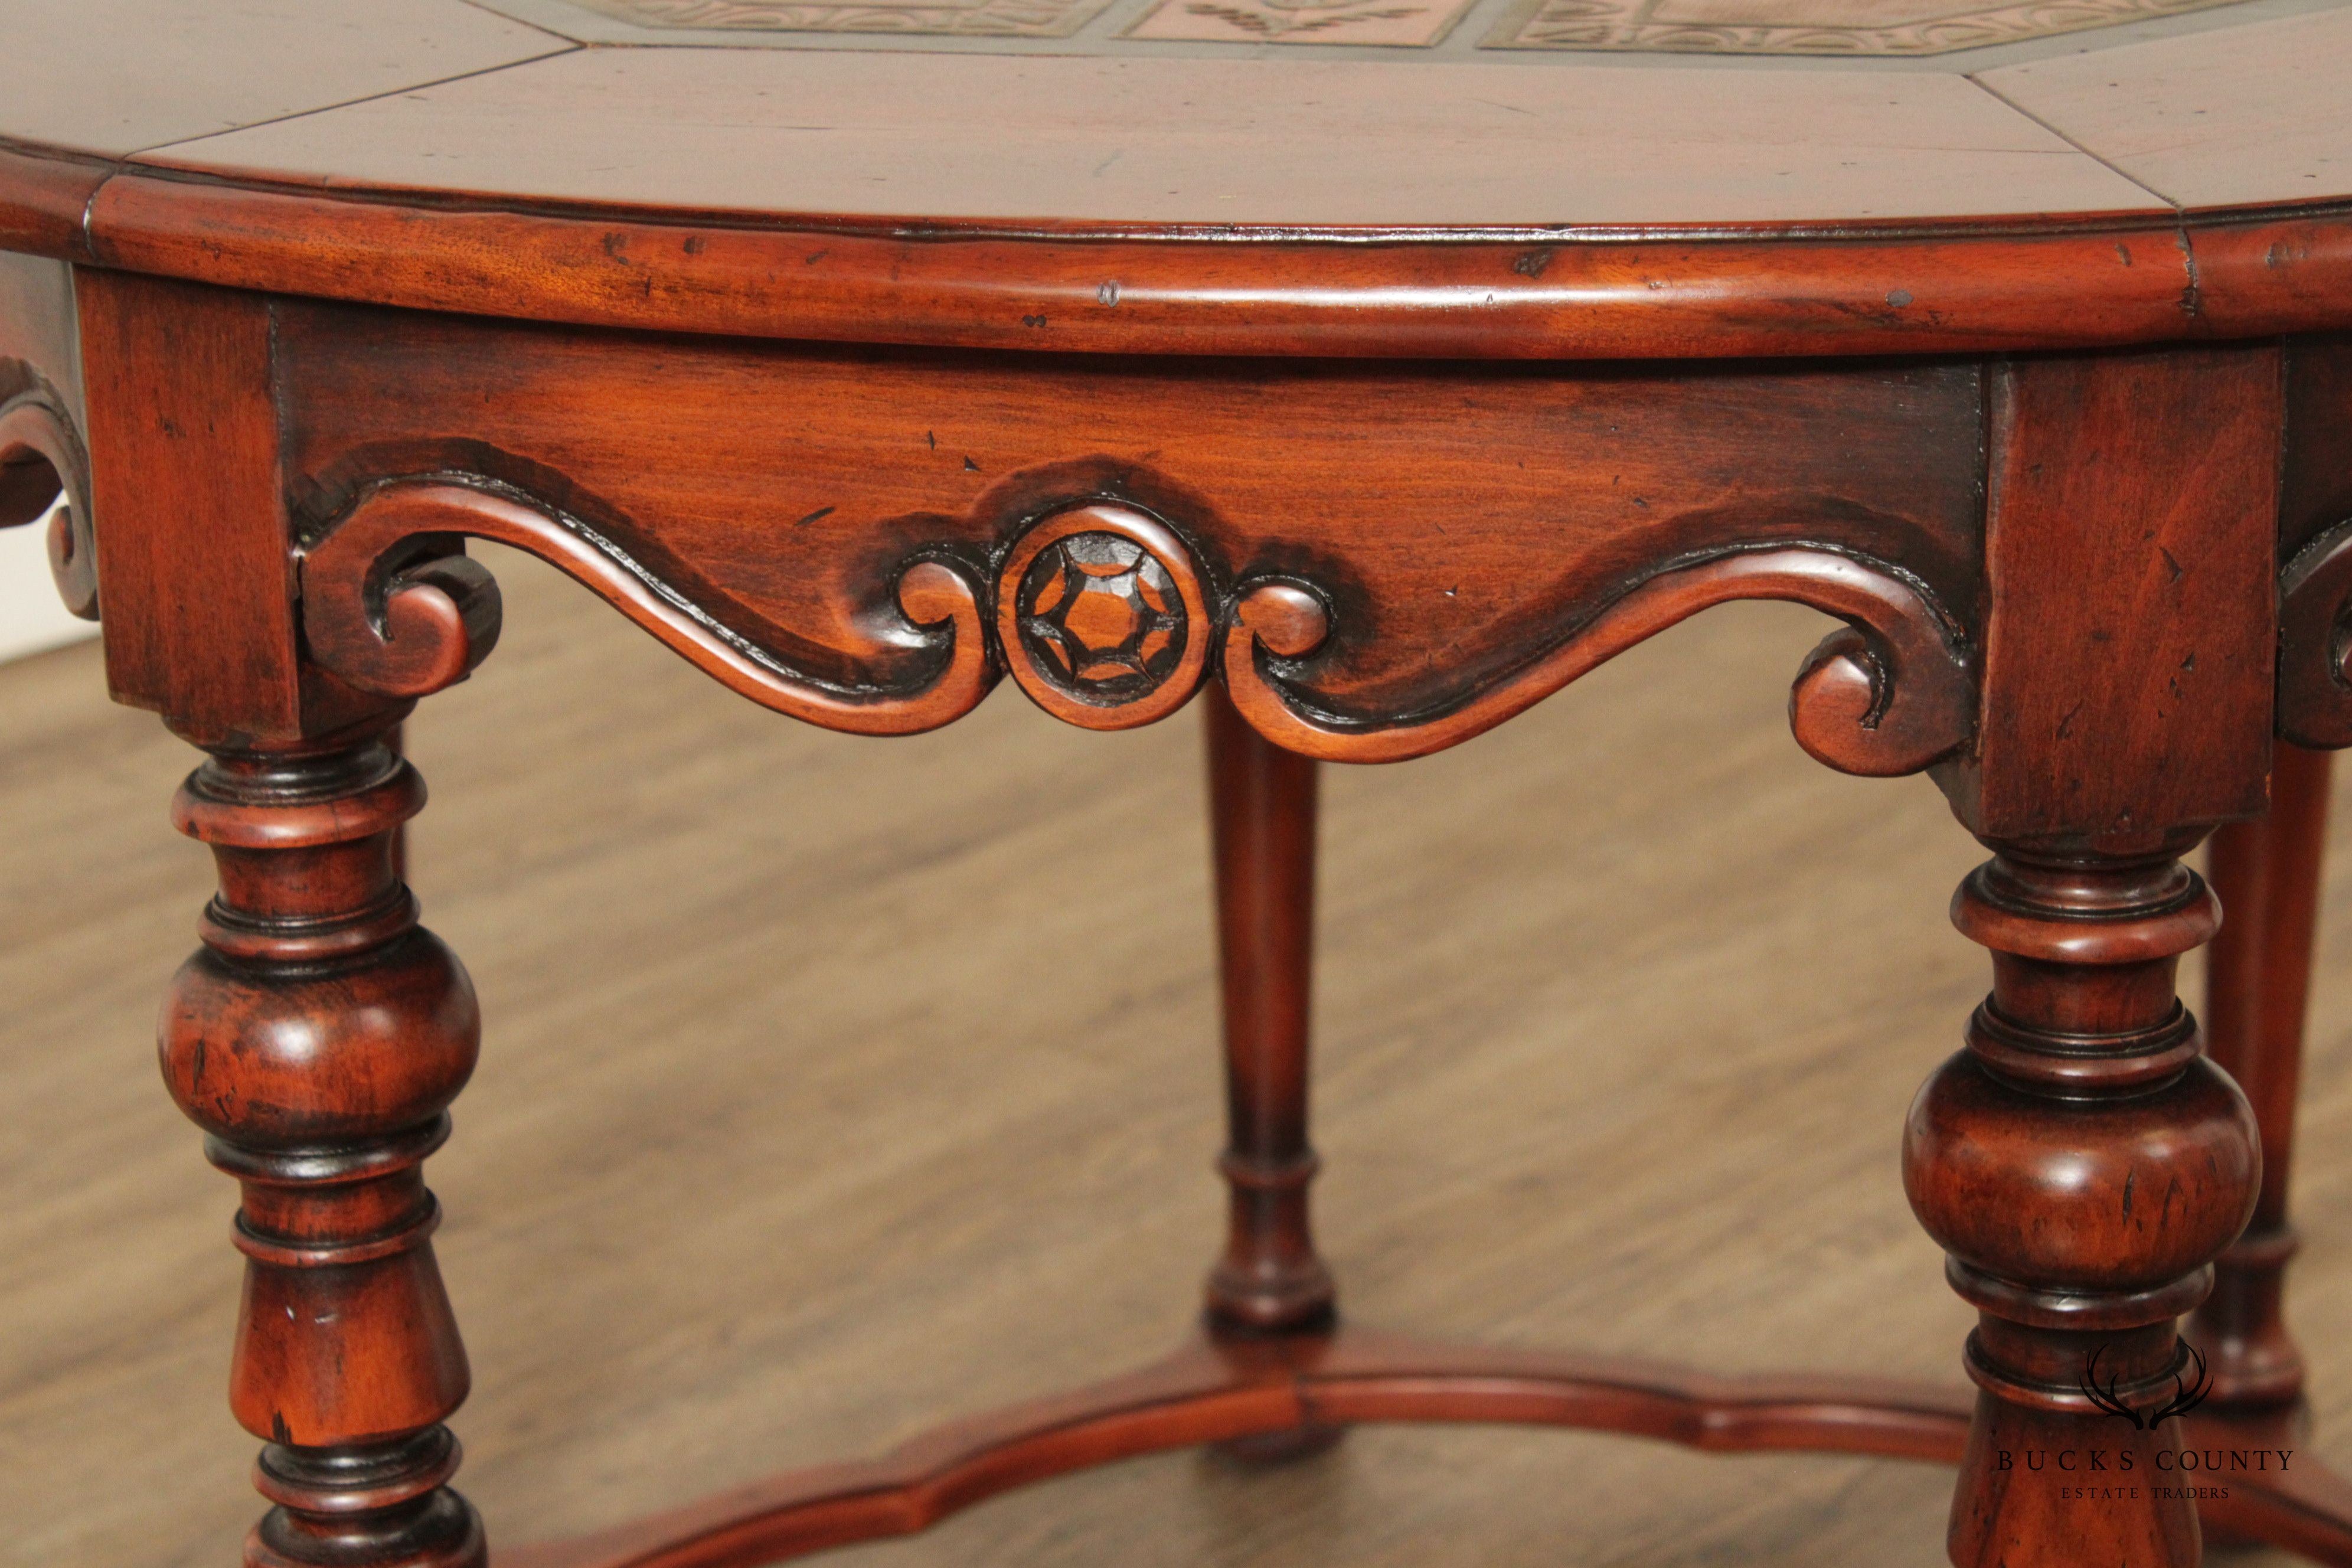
<box><xmin>2080</xmin><ymin>1342</ymin><xmax>2213</xmax><ymax>1429</ymax></box>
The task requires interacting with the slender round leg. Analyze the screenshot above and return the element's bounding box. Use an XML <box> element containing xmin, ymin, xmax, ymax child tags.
<box><xmin>1907</xmin><ymin>844</ymin><xmax>2260</xmax><ymax>1568</ymax></box>
<box><xmin>1201</xmin><ymin>685</ymin><xmax>1338</xmax><ymax>1462</ymax></box>
<box><xmin>1201</xmin><ymin>683</ymin><xmax>1335</xmax><ymax>1337</ymax></box>
<box><xmin>158</xmin><ymin>716</ymin><xmax>485</xmax><ymax>1568</ymax></box>
<box><xmin>2191</xmin><ymin>743</ymin><xmax>2331</xmax><ymax>1413</ymax></box>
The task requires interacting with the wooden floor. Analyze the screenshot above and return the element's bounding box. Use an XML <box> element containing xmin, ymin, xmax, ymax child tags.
<box><xmin>7</xmin><ymin>544</ymin><xmax>2350</xmax><ymax>1567</ymax></box>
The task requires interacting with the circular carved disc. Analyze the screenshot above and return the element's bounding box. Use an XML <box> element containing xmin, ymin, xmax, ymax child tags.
<box><xmin>995</xmin><ymin>504</ymin><xmax>1210</xmax><ymax>730</ymax></box>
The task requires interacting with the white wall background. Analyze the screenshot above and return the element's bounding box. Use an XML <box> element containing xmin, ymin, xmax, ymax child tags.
<box><xmin>0</xmin><ymin>502</ymin><xmax>98</xmax><ymax>662</ymax></box>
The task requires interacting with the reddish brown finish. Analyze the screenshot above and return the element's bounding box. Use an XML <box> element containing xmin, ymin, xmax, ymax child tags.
<box><xmin>77</xmin><ymin>172</ymin><xmax>2232</xmax><ymax>362</ymax></box>
<box><xmin>76</xmin><ymin>271</ymin><xmax>382</xmax><ymax>747</ymax></box>
<box><xmin>2277</xmin><ymin>341</ymin><xmax>2352</xmax><ymax>752</ymax></box>
<box><xmin>2194</xmin><ymin>218</ymin><xmax>2352</xmax><ymax>346</ymax></box>
<box><xmin>1901</xmin><ymin>347</ymin><xmax>2293</xmax><ymax>1567</ymax></box>
<box><xmin>68</xmin><ymin>291</ymin><xmax>2352</xmax><ymax>1567</ymax></box>
<box><xmin>1910</xmin><ymin>850</ymin><xmax>2260</xmax><ymax>1567</ymax></box>
<box><xmin>2284</xmin><ymin>339</ymin><xmax>2352</xmax><ymax>566</ymax></box>
<box><xmin>273</xmin><ymin>302</ymin><xmax>1985</xmax><ymax>764</ymax></box>
<box><xmin>300</xmin><ymin>478</ymin><xmax>982</xmax><ymax>732</ymax></box>
<box><xmin>486</xmin><ymin>1324</ymin><xmax>2352</xmax><ymax>1568</ymax></box>
<box><xmin>1220</xmin><ymin>544</ymin><xmax>1973</xmax><ymax>770</ymax></box>
<box><xmin>387</xmin><ymin>723</ymin><xmax>409</xmax><ymax>886</ymax></box>
<box><xmin>15</xmin><ymin>24</ymin><xmax>2352</xmax><ymax>1560</ymax></box>
<box><xmin>159</xmin><ymin>716</ymin><xmax>485</xmax><ymax>1568</ymax></box>
<box><xmin>1201</xmin><ymin>684</ymin><xmax>1333</xmax><ymax>1337</ymax></box>
<box><xmin>51</xmin><ymin>260</ymin><xmax>2352</xmax><ymax>1566</ymax></box>
<box><xmin>28</xmin><ymin>154</ymin><xmax>2340</xmax><ymax>362</ymax></box>
<box><xmin>0</xmin><ymin>140</ymin><xmax>106</xmax><ymax>258</ymax></box>
<box><xmin>1</xmin><ymin>156</ymin><xmax>2347</xmax><ymax>364</ymax></box>
<box><xmin>78</xmin><ymin>272</ymin><xmax>291</xmax><ymax>739</ymax></box>
<box><xmin>1937</xmin><ymin>348</ymin><xmax>2281</xmax><ymax>850</ymax></box>
<box><xmin>2281</xmin><ymin>529</ymin><xmax>2352</xmax><ymax>751</ymax></box>
<box><xmin>999</xmin><ymin>504</ymin><xmax>1209</xmax><ymax>731</ymax></box>
<box><xmin>299</xmin><ymin>472</ymin><xmax>1972</xmax><ymax>773</ymax></box>
<box><xmin>0</xmin><ymin>11</ymin><xmax>2350</xmax><ymax>367</ymax></box>
<box><xmin>498</xmin><ymin>1327</ymin><xmax>1980</xmax><ymax>1568</ymax></box>
<box><xmin>2191</xmin><ymin>745</ymin><xmax>2335</xmax><ymax>1412</ymax></box>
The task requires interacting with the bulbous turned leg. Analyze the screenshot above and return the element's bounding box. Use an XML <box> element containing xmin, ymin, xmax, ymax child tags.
<box><xmin>2190</xmin><ymin>744</ymin><xmax>2331</xmax><ymax>1417</ymax></box>
<box><xmin>1201</xmin><ymin>686</ymin><xmax>1337</xmax><ymax>1461</ymax></box>
<box><xmin>158</xmin><ymin>716</ymin><xmax>485</xmax><ymax>1568</ymax></box>
<box><xmin>1906</xmin><ymin>845</ymin><xmax>2260</xmax><ymax>1568</ymax></box>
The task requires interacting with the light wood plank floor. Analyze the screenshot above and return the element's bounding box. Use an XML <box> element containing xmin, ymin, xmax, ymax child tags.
<box><xmin>5</xmin><ymin>544</ymin><xmax>2347</xmax><ymax>1567</ymax></box>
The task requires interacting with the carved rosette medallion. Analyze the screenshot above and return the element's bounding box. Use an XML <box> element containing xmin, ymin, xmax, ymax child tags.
<box><xmin>1019</xmin><ymin>535</ymin><xmax>1184</xmax><ymax>694</ymax></box>
<box><xmin>996</xmin><ymin>504</ymin><xmax>1211</xmax><ymax>729</ymax></box>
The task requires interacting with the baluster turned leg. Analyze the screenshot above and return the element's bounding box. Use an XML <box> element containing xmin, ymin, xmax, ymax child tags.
<box><xmin>2190</xmin><ymin>743</ymin><xmax>2332</xmax><ymax>1416</ymax></box>
<box><xmin>1907</xmin><ymin>845</ymin><xmax>2260</xmax><ymax>1567</ymax></box>
<box><xmin>1202</xmin><ymin>684</ymin><xmax>1335</xmax><ymax>1338</ymax></box>
<box><xmin>158</xmin><ymin>716</ymin><xmax>485</xmax><ymax>1568</ymax></box>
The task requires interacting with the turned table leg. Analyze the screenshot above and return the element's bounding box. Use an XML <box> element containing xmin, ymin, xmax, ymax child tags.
<box><xmin>1906</xmin><ymin>846</ymin><xmax>2260</xmax><ymax>1566</ymax></box>
<box><xmin>1201</xmin><ymin>685</ymin><xmax>1338</xmax><ymax>1459</ymax></box>
<box><xmin>2191</xmin><ymin>743</ymin><xmax>2331</xmax><ymax>1415</ymax></box>
<box><xmin>1201</xmin><ymin>682</ymin><xmax>1335</xmax><ymax>1338</ymax></box>
<box><xmin>157</xmin><ymin>716</ymin><xmax>485</xmax><ymax>1568</ymax></box>
<box><xmin>1900</xmin><ymin>345</ymin><xmax>2290</xmax><ymax>1567</ymax></box>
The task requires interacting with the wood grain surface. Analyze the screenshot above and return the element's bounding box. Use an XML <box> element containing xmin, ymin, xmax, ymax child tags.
<box><xmin>1941</xmin><ymin>348</ymin><xmax>2280</xmax><ymax>845</ymax></box>
<box><xmin>270</xmin><ymin>302</ymin><xmax>1988</xmax><ymax>723</ymax></box>
<box><xmin>0</xmin><ymin>2</ymin><xmax>2346</xmax><ymax>360</ymax></box>
<box><xmin>77</xmin><ymin>188</ymin><xmax>2237</xmax><ymax>360</ymax></box>
<box><xmin>76</xmin><ymin>274</ymin><xmax>310</xmax><ymax>746</ymax></box>
<box><xmin>6</xmin><ymin>548</ymin><xmax>2350</xmax><ymax>1567</ymax></box>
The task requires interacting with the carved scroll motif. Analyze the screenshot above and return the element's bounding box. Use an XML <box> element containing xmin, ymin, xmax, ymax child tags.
<box><xmin>2279</xmin><ymin>517</ymin><xmax>2352</xmax><ymax>749</ymax></box>
<box><xmin>0</xmin><ymin>377</ymin><xmax>97</xmax><ymax>619</ymax></box>
<box><xmin>300</xmin><ymin>479</ymin><xmax>994</xmax><ymax>734</ymax></box>
<box><xmin>1221</xmin><ymin>547</ymin><xmax>1975</xmax><ymax>775</ymax></box>
<box><xmin>300</xmin><ymin>478</ymin><xmax>1975</xmax><ymax>775</ymax></box>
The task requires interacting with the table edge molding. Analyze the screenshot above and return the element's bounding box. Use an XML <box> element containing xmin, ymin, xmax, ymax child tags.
<box><xmin>5</xmin><ymin>136</ymin><xmax>2350</xmax><ymax>357</ymax></box>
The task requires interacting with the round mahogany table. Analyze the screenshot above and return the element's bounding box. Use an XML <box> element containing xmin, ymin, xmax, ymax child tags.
<box><xmin>6</xmin><ymin>3</ymin><xmax>2352</xmax><ymax>1566</ymax></box>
